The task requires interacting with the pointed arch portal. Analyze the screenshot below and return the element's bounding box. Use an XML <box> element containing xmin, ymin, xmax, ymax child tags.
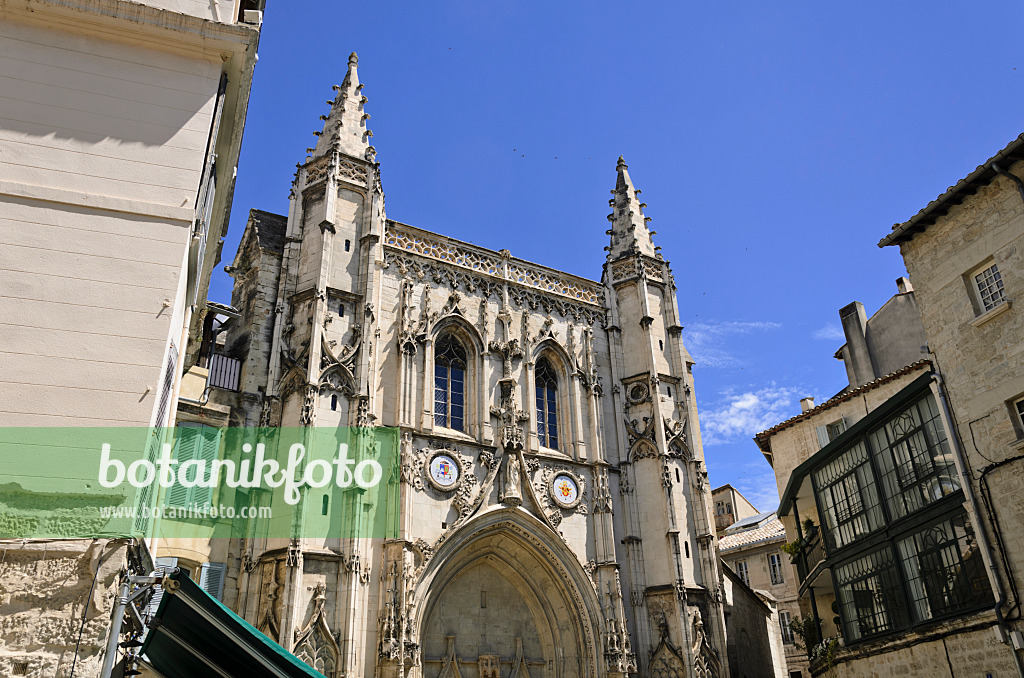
<box><xmin>414</xmin><ymin>510</ymin><xmax>601</xmax><ymax>678</ymax></box>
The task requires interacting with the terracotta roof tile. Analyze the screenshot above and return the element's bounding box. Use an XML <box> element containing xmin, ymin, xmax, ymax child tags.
<box><xmin>719</xmin><ymin>516</ymin><xmax>787</xmax><ymax>553</ymax></box>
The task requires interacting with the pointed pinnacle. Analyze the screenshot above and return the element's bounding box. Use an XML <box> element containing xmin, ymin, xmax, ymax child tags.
<box><xmin>349</xmin><ymin>52</ymin><xmax>359</xmax><ymax>65</ymax></box>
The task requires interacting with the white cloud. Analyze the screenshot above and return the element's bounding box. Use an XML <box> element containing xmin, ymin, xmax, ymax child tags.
<box><xmin>734</xmin><ymin>467</ymin><xmax>783</xmax><ymax>513</ymax></box>
<box><xmin>700</xmin><ymin>384</ymin><xmax>801</xmax><ymax>445</ymax></box>
<box><xmin>683</xmin><ymin>321</ymin><xmax>783</xmax><ymax>368</ymax></box>
<box><xmin>812</xmin><ymin>324</ymin><xmax>844</xmax><ymax>341</ymax></box>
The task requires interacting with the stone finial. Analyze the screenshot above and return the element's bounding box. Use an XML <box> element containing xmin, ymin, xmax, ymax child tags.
<box><xmin>308</xmin><ymin>51</ymin><xmax>373</xmax><ymax>160</ymax></box>
<box><xmin>606</xmin><ymin>156</ymin><xmax>657</xmax><ymax>260</ymax></box>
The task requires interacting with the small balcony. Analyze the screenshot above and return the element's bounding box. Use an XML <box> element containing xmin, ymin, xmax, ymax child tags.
<box><xmin>207</xmin><ymin>352</ymin><xmax>241</xmax><ymax>392</ymax></box>
<box><xmin>796</xmin><ymin>527</ymin><xmax>826</xmax><ymax>583</ymax></box>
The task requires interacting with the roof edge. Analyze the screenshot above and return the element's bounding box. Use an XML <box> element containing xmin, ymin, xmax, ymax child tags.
<box><xmin>879</xmin><ymin>133</ymin><xmax>1024</xmax><ymax>247</ymax></box>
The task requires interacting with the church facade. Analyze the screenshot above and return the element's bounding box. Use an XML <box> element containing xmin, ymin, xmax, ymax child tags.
<box><xmin>217</xmin><ymin>53</ymin><xmax>753</xmax><ymax>678</ymax></box>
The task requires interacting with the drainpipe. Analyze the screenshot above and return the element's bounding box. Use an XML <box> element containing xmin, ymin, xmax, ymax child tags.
<box><xmin>929</xmin><ymin>372</ymin><xmax>1024</xmax><ymax>678</ymax></box>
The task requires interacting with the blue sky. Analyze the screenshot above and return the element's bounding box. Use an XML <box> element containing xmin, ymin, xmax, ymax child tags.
<box><xmin>210</xmin><ymin>1</ymin><xmax>1024</xmax><ymax>511</ymax></box>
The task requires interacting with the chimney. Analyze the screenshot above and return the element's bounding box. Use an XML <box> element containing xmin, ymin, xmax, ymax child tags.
<box><xmin>800</xmin><ymin>397</ymin><xmax>815</xmax><ymax>413</ymax></box>
<box><xmin>896</xmin><ymin>276</ymin><xmax>913</xmax><ymax>294</ymax></box>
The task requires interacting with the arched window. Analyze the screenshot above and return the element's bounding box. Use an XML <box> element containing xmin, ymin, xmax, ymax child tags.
<box><xmin>434</xmin><ymin>334</ymin><xmax>467</xmax><ymax>431</ymax></box>
<box><xmin>535</xmin><ymin>357</ymin><xmax>559</xmax><ymax>450</ymax></box>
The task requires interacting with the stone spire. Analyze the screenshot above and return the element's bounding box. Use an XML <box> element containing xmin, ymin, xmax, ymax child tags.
<box><xmin>312</xmin><ymin>52</ymin><xmax>375</xmax><ymax>160</ymax></box>
<box><xmin>606</xmin><ymin>156</ymin><xmax>658</xmax><ymax>260</ymax></box>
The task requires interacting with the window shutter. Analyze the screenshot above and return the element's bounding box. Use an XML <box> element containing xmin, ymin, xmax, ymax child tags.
<box><xmin>816</xmin><ymin>425</ymin><xmax>830</xmax><ymax>448</ymax></box>
<box><xmin>839</xmin><ymin>415</ymin><xmax>848</xmax><ymax>434</ymax></box>
<box><xmin>199</xmin><ymin>562</ymin><xmax>226</xmax><ymax>601</ymax></box>
<box><xmin>145</xmin><ymin>557</ymin><xmax>178</xmax><ymax>621</ymax></box>
<box><xmin>191</xmin><ymin>426</ymin><xmax>220</xmax><ymax>508</ymax></box>
<box><xmin>167</xmin><ymin>424</ymin><xmax>201</xmax><ymax>508</ymax></box>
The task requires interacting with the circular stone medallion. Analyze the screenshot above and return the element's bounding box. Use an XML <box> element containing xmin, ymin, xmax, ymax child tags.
<box><xmin>428</xmin><ymin>453</ymin><xmax>460</xmax><ymax>490</ymax></box>
<box><xmin>551</xmin><ymin>473</ymin><xmax>580</xmax><ymax>509</ymax></box>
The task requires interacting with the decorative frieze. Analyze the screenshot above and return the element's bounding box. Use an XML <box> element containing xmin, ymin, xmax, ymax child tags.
<box><xmin>384</xmin><ymin>222</ymin><xmax>605</xmax><ymax>314</ymax></box>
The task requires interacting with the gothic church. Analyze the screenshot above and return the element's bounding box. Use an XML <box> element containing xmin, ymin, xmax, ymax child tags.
<box><xmin>219</xmin><ymin>53</ymin><xmax>776</xmax><ymax>678</ymax></box>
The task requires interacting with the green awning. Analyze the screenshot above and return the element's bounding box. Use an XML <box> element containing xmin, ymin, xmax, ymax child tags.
<box><xmin>141</xmin><ymin>571</ymin><xmax>325</xmax><ymax>678</ymax></box>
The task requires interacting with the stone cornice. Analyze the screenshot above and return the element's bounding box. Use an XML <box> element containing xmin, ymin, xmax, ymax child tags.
<box><xmin>383</xmin><ymin>220</ymin><xmax>604</xmax><ymax>307</ymax></box>
<box><xmin>0</xmin><ymin>0</ymin><xmax>259</xmax><ymax>59</ymax></box>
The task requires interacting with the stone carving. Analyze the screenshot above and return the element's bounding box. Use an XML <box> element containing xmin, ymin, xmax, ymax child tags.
<box><xmin>648</xmin><ymin>616</ymin><xmax>687</xmax><ymax>678</ymax></box>
<box><xmin>508</xmin><ymin>637</ymin><xmax>534</xmax><ymax>678</ymax></box>
<box><xmin>304</xmin><ymin>156</ymin><xmax>329</xmax><ymax>185</ymax></box>
<box><xmin>602</xmin><ymin>572</ymin><xmax>636</xmax><ymax>675</ymax></box>
<box><xmin>501</xmin><ymin>451</ymin><xmax>523</xmax><ymax>506</ymax></box>
<box><xmin>258</xmin><ymin>563</ymin><xmax>281</xmax><ymax>641</ymax></box>
<box><xmin>300</xmin><ymin>385</ymin><xmax>317</xmax><ymax>427</ymax></box>
<box><xmin>593</xmin><ymin>467</ymin><xmax>613</xmax><ymax>514</ymax></box>
<box><xmin>691</xmin><ymin>608</ymin><xmax>722</xmax><ymax>678</ymax></box>
<box><xmin>490</xmin><ymin>380</ymin><xmax>529</xmax><ymax>452</ymax></box>
<box><xmin>319</xmin><ymin>328</ymin><xmax>360</xmax><ymax>396</ymax></box>
<box><xmin>479</xmin><ymin>655</ymin><xmax>500</xmax><ymax>678</ymax></box>
<box><xmin>664</xmin><ymin>417</ymin><xmax>688</xmax><ymax>459</ymax></box>
<box><xmin>489</xmin><ymin>337</ymin><xmax>523</xmax><ymax>379</ymax></box>
<box><xmin>344</xmin><ymin>552</ymin><xmax>370</xmax><ymax>585</ymax></box>
<box><xmin>294</xmin><ymin>582</ymin><xmax>340</xmax><ymax>677</ymax></box>
<box><xmin>439</xmin><ymin>291</ymin><xmax>464</xmax><ymax>318</ymax></box>
<box><xmin>258</xmin><ymin>398</ymin><xmax>273</xmax><ymax>428</ymax></box>
<box><xmin>378</xmin><ymin>561</ymin><xmax>404</xmax><ymax>663</ymax></box>
<box><xmin>625</xmin><ymin>381</ymin><xmax>650</xmax><ymax>405</ymax></box>
<box><xmin>399</xmin><ymin>280</ymin><xmax>425</xmax><ymax>353</ymax></box>
<box><xmin>385</xmin><ymin>222</ymin><xmax>602</xmax><ymax>304</ymax></box>
<box><xmin>387</xmin><ymin>253</ymin><xmax>502</xmax><ymax>299</ymax></box>
<box><xmin>437</xmin><ymin>636</ymin><xmax>464</xmax><ymax>678</ymax></box>
<box><xmin>337</xmin><ymin>158</ymin><xmax>368</xmax><ymax>185</ymax></box>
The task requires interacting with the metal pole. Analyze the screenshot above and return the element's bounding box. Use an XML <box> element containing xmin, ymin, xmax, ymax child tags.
<box><xmin>99</xmin><ymin>573</ymin><xmax>130</xmax><ymax>678</ymax></box>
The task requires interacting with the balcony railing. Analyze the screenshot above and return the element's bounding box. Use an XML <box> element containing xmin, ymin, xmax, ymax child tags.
<box><xmin>208</xmin><ymin>353</ymin><xmax>241</xmax><ymax>392</ymax></box>
<box><xmin>796</xmin><ymin>528</ymin><xmax>826</xmax><ymax>583</ymax></box>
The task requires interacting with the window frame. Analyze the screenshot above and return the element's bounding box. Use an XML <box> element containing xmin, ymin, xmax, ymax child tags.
<box><xmin>433</xmin><ymin>333</ymin><xmax>468</xmax><ymax>432</ymax></box>
<box><xmin>768</xmin><ymin>552</ymin><xmax>785</xmax><ymax>585</ymax></box>
<box><xmin>735</xmin><ymin>560</ymin><xmax>749</xmax><ymax>586</ymax></box>
<box><xmin>534</xmin><ymin>356</ymin><xmax>560</xmax><ymax>450</ymax></box>
<box><xmin>1012</xmin><ymin>396</ymin><xmax>1024</xmax><ymax>439</ymax></box>
<box><xmin>779</xmin><ymin>610</ymin><xmax>794</xmax><ymax>644</ymax></box>
<box><xmin>969</xmin><ymin>261</ymin><xmax>1007</xmax><ymax>314</ymax></box>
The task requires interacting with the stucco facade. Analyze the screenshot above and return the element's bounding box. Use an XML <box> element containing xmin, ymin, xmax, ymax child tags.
<box><xmin>0</xmin><ymin>1</ymin><xmax>261</xmax><ymax>675</ymax></box>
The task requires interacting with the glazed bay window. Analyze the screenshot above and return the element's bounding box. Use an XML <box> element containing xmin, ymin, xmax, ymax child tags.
<box><xmin>787</xmin><ymin>379</ymin><xmax>996</xmax><ymax>644</ymax></box>
<box><xmin>834</xmin><ymin>546</ymin><xmax>908</xmax><ymax>642</ymax></box>
<box><xmin>813</xmin><ymin>441</ymin><xmax>885</xmax><ymax>551</ymax></box>
<box><xmin>869</xmin><ymin>393</ymin><xmax>959</xmax><ymax>520</ymax></box>
<box><xmin>897</xmin><ymin>512</ymin><xmax>992</xmax><ymax>623</ymax></box>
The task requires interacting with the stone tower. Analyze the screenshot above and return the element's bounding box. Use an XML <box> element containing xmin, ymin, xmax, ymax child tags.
<box><xmin>224</xmin><ymin>56</ymin><xmax>736</xmax><ymax>678</ymax></box>
<box><xmin>602</xmin><ymin>157</ymin><xmax>728</xmax><ymax>677</ymax></box>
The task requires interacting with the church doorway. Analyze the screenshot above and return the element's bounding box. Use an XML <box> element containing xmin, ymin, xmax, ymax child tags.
<box><xmin>415</xmin><ymin>512</ymin><xmax>600</xmax><ymax>678</ymax></box>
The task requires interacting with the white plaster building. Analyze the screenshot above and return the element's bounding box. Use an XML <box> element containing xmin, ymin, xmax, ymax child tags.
<box><xmin>0</xmin><ymin>1</ymin><xmax>262</xmax><ymax>675</ymax></box>
<box><xmin>214</xmin><ymin>54</ymin><xmax>781</xmax><ymax>678</ymax></box>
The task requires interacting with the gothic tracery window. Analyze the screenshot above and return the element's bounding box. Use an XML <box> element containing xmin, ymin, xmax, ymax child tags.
<box><xmin>535</xmin><ymin>357</ymin><xmax>559</xmax><ymax>450</ymax></box>
<box><xmin>434</xmin><ymin>334</ymin><xmax>467</xmax><ymax>431</ymax></box>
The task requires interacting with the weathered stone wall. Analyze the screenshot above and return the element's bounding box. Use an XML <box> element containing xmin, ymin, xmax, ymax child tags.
<box><xmin>722</xmin><ymin>570</ymin><xmax>786</xmax><ymax>678</ymax></box>
<box><xmin>721</xmin><ymin>537</ymin><xmax>806</xmax><ymax>677</ymax></box>
<box><xmin>0</xmin><ymin>539</ymin><xmax>127</xmax><ymax>678</ymax></box>
<box><xmin>827</xmin><ymin>615</ymin><xmax>1017</xmax><ymax>678</ymax></box>
<box><xmin>894</xmin><ymin>158</ymin><xmax>1024</xmax><ymax>668</ymax></box>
